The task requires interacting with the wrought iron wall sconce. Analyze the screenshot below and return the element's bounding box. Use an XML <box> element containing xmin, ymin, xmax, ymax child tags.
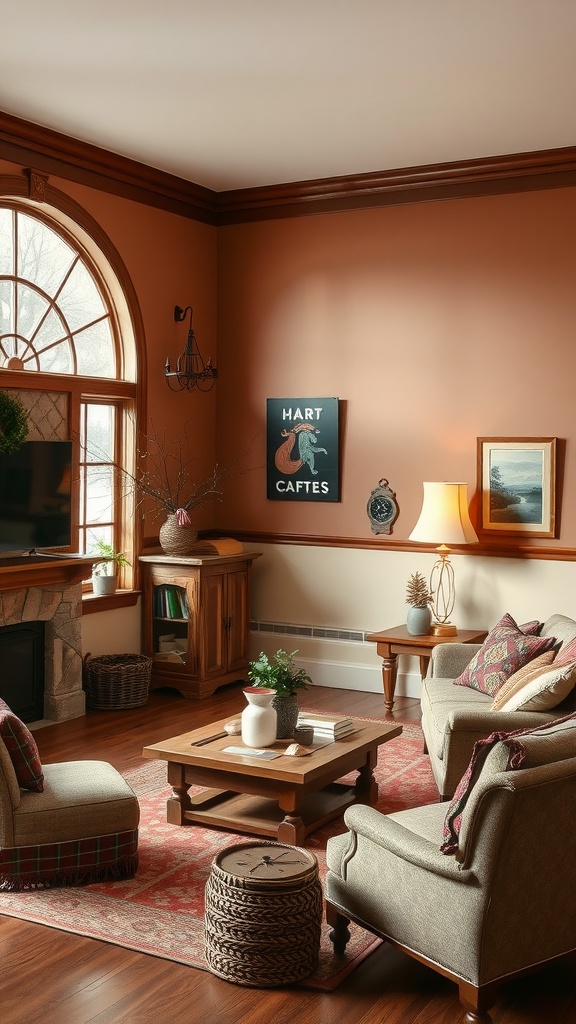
<box><xmin>165</xmin><ymin>305</ymin><xmax>218</xmax><ymax>392</ymax></box>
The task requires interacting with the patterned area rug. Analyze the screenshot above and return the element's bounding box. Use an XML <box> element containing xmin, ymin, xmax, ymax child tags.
<box><xmin>0</xmin><ymin>720</ymin><xmax>437</xmax><ymax>990</ymax></box>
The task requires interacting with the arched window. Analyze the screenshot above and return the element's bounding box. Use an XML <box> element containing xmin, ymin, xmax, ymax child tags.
<box><xmin>0</xmin><ymin>188</ymin><xmax>144</xmax><ymax>596</ymax></box>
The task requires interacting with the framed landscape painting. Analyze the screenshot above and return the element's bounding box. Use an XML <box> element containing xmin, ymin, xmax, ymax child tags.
<box><xmin>477</xmin><ymin>437</ymin><xmax>557</xmax><ymax>537</ymax></box>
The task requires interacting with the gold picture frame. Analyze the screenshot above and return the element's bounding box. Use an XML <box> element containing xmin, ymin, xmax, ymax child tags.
<box><xmin>477</xmin><ymin>437</ymin><xmax>557</xmax><ymax>538</ymax></box>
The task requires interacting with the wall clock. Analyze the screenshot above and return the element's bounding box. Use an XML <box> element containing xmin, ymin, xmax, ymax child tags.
<box><xmin>367</xmin><ymin>478</ymin><xmax>399</xmax><ymax>535</ymax></box>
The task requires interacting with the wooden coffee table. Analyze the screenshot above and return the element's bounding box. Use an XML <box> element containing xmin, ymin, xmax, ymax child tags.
<box><xmin>142</xmin><ymin>716</ymin><xmax>402</xmax><ymax>845</ymax></box>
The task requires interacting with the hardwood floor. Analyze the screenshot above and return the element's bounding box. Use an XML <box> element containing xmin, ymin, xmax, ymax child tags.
<box><xmin>2</xmin><ymin>683</ymin><xmax>575</xmax><ymax>1024</ymax></box>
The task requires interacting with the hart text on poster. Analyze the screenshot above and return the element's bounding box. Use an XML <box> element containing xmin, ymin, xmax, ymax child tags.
<box><xmin>267</xmin><ymin>398</ymin><xmax>340</xmax><ymax>502</ymax></box>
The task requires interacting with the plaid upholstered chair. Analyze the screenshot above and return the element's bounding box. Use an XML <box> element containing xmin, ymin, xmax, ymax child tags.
<box><xmin>325</xmin><ymin>714</ymin><xmax>576</xmax><ymax>1024</ymax></box>
<box><xmin>0</xmin><ymin>705</ymin><xmax>139</xmax><ymax>890</ymax></box>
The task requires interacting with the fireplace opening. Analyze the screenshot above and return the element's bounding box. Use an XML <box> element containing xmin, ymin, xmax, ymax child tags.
<box><xmin>0</xmin><ymin>621</ymin><xmax>45</xmax><ymax>722</ymax></box>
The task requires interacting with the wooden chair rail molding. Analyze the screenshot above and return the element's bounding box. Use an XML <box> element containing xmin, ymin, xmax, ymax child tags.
<box><xmin>204</xmin><ymin>531</ymin><xmax>576</xmax><ymax>562</ymax></box>
<box><xmin>3</xmin><ymin>110</ymin><xmax>576</xmax><ymax>224</ymax></box>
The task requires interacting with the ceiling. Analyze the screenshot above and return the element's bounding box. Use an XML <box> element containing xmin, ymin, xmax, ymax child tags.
<box><xmin>2</xmin><ymin>1</ymin><xmax>576</xmax><ymax>193</ymax></box>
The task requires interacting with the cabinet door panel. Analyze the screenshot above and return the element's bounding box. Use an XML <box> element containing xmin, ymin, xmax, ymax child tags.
<box><xmin>226</xmin><ymin>569</ymin><xmax>250</xmax><ymax>672</ymax></box>
<box><xmin>200</xmin><ymin>572</ymin><xmax>227</xmax><ymax>678</ymax></box>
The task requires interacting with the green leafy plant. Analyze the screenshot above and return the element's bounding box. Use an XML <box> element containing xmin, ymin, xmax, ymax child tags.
<box><xmin>248</xmin><ymin>649</ymin><xmax>311</xmax><ymax>698</ymax></box>
<box><xmin>0</xmin><ymin>390</ymin><xmax>28</xmax><ymax>455</ymax></box>
<box><xmin>405</xmin><ymin>571</ymin><xmax>432</xmax><ymax>608</ymax></box>
<box><xmin>92</xmin><ymin>540</ymin><xmax>131</xmax><ymax>577</ymax></box>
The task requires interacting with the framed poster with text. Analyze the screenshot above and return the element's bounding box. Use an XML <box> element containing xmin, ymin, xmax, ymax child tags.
<box><xmin>266</xmin><ymin>397</ymin><xmax>340</xmax><ymax>501</ymax></box>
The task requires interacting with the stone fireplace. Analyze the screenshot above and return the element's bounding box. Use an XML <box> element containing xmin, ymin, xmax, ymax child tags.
<box><xmin>0</xmin><ymin>557</ymin><xmax>93</xmax><ymax>723</ymax></box>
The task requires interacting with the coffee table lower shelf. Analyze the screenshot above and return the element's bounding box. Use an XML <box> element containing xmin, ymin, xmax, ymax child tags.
<box><xmin>170</xmin><ymin>782</ymin><xmax>359</xmax><ymax>845</ymax></box>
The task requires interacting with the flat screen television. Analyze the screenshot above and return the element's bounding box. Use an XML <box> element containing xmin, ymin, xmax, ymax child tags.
<box><xmin>0</xmin><ymin>440</ymin><xmax>73</xmax><ymax>554</ymax></box>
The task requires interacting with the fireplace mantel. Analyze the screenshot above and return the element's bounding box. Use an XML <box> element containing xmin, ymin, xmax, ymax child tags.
<box><xmin>0</xmin><ymin>555</ymin><xmax>94</xmax><ymax>592</ymax></box>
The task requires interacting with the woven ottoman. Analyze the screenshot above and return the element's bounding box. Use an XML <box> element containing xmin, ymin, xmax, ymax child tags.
<box><xmin>204</xmin><ymin>841</ymin><xmax>322</xmax><ymax>986</ymax></box>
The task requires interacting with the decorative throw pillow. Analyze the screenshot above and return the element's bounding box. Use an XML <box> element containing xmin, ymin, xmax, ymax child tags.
<box><xmin>517</xmin><ymin>619</ymin><xmax>542</xmax><ymax>636</ymax></box>
<box><xmin>453</xmin><ymin>612</ymin><xmax>556</xmax><ymax>697</ymax></box>
<box><xmin>494</xmin><ymin>656</ymin><xmax>576</xmax><ymax>712</ymax></box>
<box><xmin>0</xmin><ymin>709</ymin><xmax>44</xmax><ymax>792</ymax></box>
<box><xmin>490</xmin><ymin>650</ymin><xmax>556</xmax><ymax>710</ymax></box>
<box><xmin>441</xmin><ymin>711</ymin><xmax>576</xmax><ymax>854</ymax></box>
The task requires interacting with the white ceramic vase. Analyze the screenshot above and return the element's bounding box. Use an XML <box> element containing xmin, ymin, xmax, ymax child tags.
<box><xmin>241</xmin><ymin>687</ymin><xmax>277</xmax><ymax>747</ymax></box>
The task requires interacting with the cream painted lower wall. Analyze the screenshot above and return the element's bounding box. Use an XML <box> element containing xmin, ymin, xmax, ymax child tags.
<box><xmin>81</xmin><ymin>599</ymin><xmax>142</xmax><ymax>657</ymax></box>
<box><xmin>80</xmin><ymin>543</ymin><xmax>576</xmax><ymax>705</ymax></box>
<box><xmin>246</xmin><ymin>541</ymin><xmax>576</xmax><ymax>703</ymax></box>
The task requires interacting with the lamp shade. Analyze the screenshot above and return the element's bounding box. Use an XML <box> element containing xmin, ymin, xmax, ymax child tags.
<box><xmin>409</xmin><ymin>482</ymin><xmax>479</xmax><ymax>545</ymax></box>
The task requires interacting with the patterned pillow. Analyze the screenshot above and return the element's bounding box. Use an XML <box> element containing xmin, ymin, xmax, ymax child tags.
<box><xmin>0</xmin><ymin>710</ymin><xmax>44</xmax><ymax>792</ymax></box>
<box><xmin>454</xmin><ymin>613</ymin><xmax>556</xmax><ymax>697</ymax></box>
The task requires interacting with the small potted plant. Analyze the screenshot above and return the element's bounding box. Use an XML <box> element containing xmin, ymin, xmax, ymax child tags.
<box><xmin>248</xmin><ymin>649</ymin><xmax>312</xmax><ymax>738</ymax></box>
<box><xmin>91</xmin><ymin>540</ymin><xmax>131</xmax><ymax>596</ymax></box>
<box><xmin>405</xmin><ymin>571</ymin><xmax>433</xmax><ymax>635</ymax></box>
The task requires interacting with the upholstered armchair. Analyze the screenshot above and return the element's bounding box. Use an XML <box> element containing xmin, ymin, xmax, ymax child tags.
<box><xmin>325</xmin><ymin>714</ymin><xmax>576</xmax><ymax>1023</ymax></box>
<box><xmin>0</xmin><ymin>705</ymin><xmax>139</xmax><ymax>890</ymax></box>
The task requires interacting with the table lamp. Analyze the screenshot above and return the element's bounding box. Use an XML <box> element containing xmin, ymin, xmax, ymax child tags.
<box><xmin>409</xmin><ymin>481</ymin><xmax>478</xmax><ymax>636</ymax></box>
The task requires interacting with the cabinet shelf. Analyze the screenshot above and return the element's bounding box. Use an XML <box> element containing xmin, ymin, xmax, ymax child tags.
<box><xmin>140</xmin><ymin>552</ymin><xmax>261</xmax><ymax>700</ymax></box>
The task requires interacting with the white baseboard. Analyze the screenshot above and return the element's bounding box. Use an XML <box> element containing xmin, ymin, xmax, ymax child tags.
<box><xmin>250</xmin><ymin>629</ymin><xmax>423</xmax><ymax>702</ymax></box>
<box><xmin>292</xmin><ymin>656</ymin><xmax>422</xmax><ymax>700</ymax></box>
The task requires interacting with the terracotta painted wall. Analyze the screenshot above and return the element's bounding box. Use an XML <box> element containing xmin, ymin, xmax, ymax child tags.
<box><xmin>3</xmin><ymin>152</ymin><xmax>576</xmax><ymax>679</ymax></box>
<box><xmin>216</xmin><ymin>186</ymin><xmax>576</xmax><ymax>546</ymax></box>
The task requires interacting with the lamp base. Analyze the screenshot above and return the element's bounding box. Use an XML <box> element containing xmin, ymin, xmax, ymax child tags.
<box><xmin>430</xmin><ymin>622</ymin><xmax>458</xmax><ymax>637</ymax></box>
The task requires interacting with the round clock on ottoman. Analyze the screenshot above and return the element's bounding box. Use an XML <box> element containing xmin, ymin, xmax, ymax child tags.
<box><xmin>204</xmin><ymin>841</ymin><xmax>322</xmax><ymax>987</ymax></box>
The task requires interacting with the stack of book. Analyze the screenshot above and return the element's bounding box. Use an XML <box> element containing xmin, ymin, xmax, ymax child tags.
<box><xmin>296</xmin><ymin>713</ymin><xmax>355</xmax><ymax>739</ymax></box>
<box><xmin>154</xmin><ymin>584</ymin><xmax>188</xmax><ymax>619</ymax></box>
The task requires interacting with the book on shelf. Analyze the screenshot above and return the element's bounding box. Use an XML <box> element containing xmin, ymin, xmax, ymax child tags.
<box><xmin>154</xmin><ymin>583</ymin><xmax>188</xmax><ymax>619</ymax></box>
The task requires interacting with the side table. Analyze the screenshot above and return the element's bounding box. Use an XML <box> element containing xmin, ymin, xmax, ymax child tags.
<box><xmin>366</xmin><ymin>625</ymin><xmax>487</xmax><ymax>712</ymax></box>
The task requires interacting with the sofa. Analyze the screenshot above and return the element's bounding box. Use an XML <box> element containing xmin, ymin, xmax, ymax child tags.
<box><xmin>421</xmin><ymin>613</ymin><xmax>576</xmax><ymax>799</ymax></box>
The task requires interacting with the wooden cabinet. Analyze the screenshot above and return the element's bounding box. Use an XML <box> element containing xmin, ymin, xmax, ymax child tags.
<box><xmin>139</xmin><ymin>552</ymin><xmax>261</xmax><ymax>700</ymax></box>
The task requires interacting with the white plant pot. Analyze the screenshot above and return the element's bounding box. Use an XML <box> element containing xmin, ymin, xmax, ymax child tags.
<box><xmin>92</xmin><ymin>574</ymin><xmax>117</xmax><ymax>596</ymax></box>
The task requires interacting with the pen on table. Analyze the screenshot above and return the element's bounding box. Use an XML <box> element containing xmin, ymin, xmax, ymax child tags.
<box><xmin>192</xmin><ymin>731</ymin><xmax>227</xmax><ymax>746</ymax></box>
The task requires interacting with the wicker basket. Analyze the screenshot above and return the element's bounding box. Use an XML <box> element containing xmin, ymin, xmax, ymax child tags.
<box><xmin>83</xmin><ymin>653</ymin><xmax>152</xmax><ymax>711</ymax></box>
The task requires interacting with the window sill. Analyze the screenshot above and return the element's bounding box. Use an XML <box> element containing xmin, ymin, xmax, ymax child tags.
<box><xmin>82</xmin><ymin>590</ymin><xmax>140</xmax><ymax>615</ymax></box>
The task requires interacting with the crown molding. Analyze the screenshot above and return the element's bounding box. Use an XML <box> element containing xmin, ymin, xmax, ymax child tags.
<box><xmin>0</xmin><ymin>110</ymin><xmax>216</xmax><ymax>224</ymax></box>
<box><xmin>215</xmin><ymin>146</ymin><xmax>576</xmax><ymax>223</ymax></box>
<box><xmin>3</xmin><ymin>110</ymin><xmax>576</xmax><ymax>225</ymax></box>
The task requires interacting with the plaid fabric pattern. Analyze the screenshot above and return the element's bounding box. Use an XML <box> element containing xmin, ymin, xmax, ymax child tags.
<box><xmin>0</xmin><ymin>829</ymin><xmax>139</xmax><ymax>890</ymax></box>
<box><xmin>0</xmin><ymin>709</ymin><xmax>44</xmax><ymax>791</ymax></box>
<box><xmin>453</xmin><ymin>612</ymin><xmax>556</xmax><ymax>697</ymax></box>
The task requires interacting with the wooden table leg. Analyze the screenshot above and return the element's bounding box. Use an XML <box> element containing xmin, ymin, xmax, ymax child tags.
<box><xmin>277</xmin><ymin>789</ymin><xmax>306</xmax><ymax>845</ymax></box>
<box><xmin>381</xmin><ymin>651</ymin><xmax>398</xmax><ymax>713</ymax></box>
<box><xmin>419</xmin><ymin>654</ymin><xmax>431</xmax><ymax>680</ymax></box>
<box><xmin>166</xmin><ymin>761</ymin><xmax>192</xmax><ymax>825</ymax></box>
<box><xmin>354</xmin><ymin>750</ymin><xmax>378</xmax><ymax>805</ymax></box>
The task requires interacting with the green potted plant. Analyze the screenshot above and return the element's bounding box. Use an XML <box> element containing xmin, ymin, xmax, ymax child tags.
<box><xmin>405</xmin><ymin>571</ymin><xmax>433</xmax><ymax>635</ymax></box>
<box><xmin>91</xmin><ymin>540</ymin><xmax>131</xmax><ymax>596</ymax></box>
<box><xmin>248</xmin><ymin>649</ymin><xmax>312</xmax><ymax>738</ymax></box>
